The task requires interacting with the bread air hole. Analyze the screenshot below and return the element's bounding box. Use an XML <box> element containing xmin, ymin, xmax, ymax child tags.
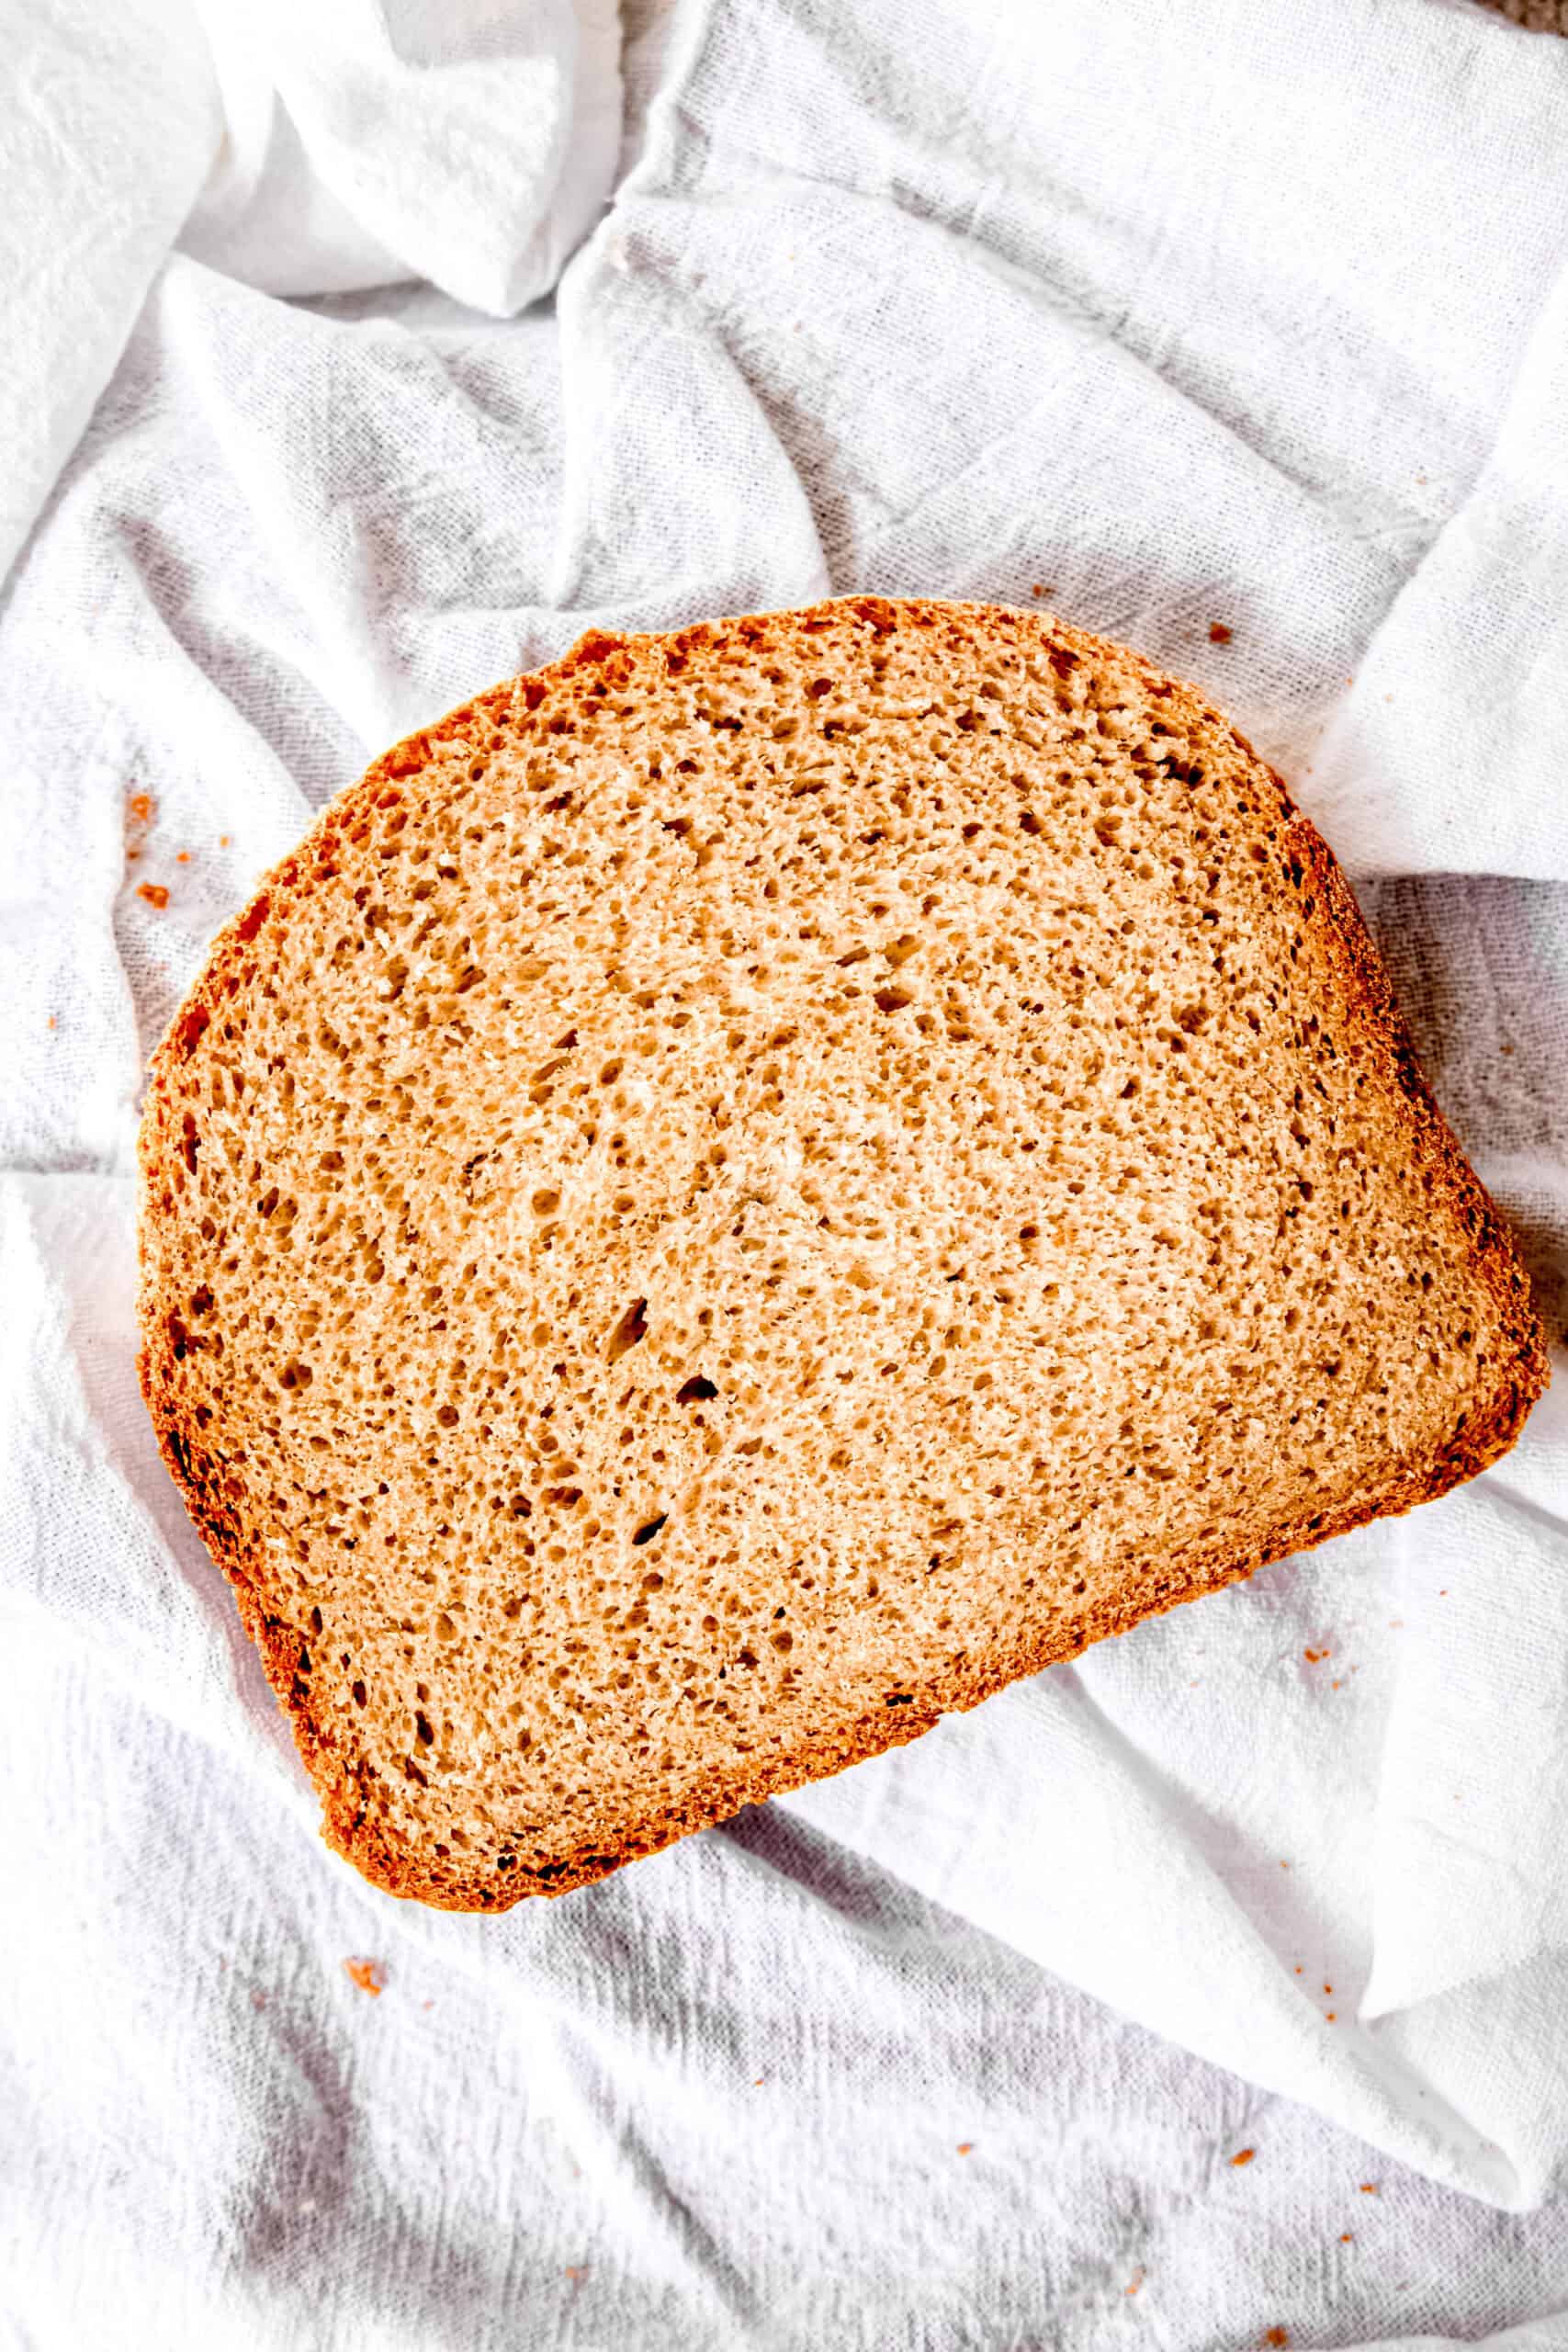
<box><xmin>607</xmin><ymin>1296</ymin><xmax>649</xmax><ymax>1361</ymax></box>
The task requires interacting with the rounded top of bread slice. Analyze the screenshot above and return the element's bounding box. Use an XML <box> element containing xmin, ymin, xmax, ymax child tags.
<box><xmin>138</xmin><ymin>597</ymin><xmax>1546</xmax><ymax>1908</ymax></box>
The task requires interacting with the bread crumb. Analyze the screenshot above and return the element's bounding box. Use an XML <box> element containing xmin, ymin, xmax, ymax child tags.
<box><xmin>220</xmin><ymin>833</ymin><xmax>231</xmax><ymax>846</ymax></box>
<box><xmin>1209</xmin><ymin>622</ymin><xmax>1233</xmax><ymax>644</ymax></box>
<box><xmin>1279</xmin><ymin>1859</ymin><xmax>1290</xmax><ymax>1870</ymax></box>
<box><xmin>956</xmin><ymin>2142</ymin><xmax>974</xmax><ymax>2155</ymax></box>
<box><xmin>1303</xmin><ymin>1646</ymin><xmax>1330</xmax><ymax>1662</ymax></box>
<box><xmin>1340</xmin><ymin>2231</ymin><xmax>1353</xmax><ymax>2243</ymax></box>
<box><xmin>1325</xmin><ymin>2011</ymin><xmax>1337</xmax><ymax>2021</ymax></box>
<box><xmin>137</xmin><ymin>883</ymin><xmax>169</xmax><ymax>910</ymax></box>
<box><xmin>1231</xmin><ymin>2146</ymin><xmax>1256</xmax><ymax>2166</ymax></box>
<box><xmin>1126</xmin><ymin>2268</ymin><xmax>1145</xmax><ymax>2296</ymax></box>
<box><xmin>564</xmin><ymin>2266</ymin><xmax>589</xmax><ymax>2285</ymax></box>
<box><xmin>1262</xmin><ymin>2331</ymin><xmax>1289</xmax><ymax>2348</ymax></box>
<box><xmin>176</xmin><ymin>850</ymin><xmax>191</xmax><ymax>864</ymax></box>
<box><xmin>344</xmin><ymin>1957</ymin><xmax>386</xmax><ymax>1996</ymax></box>
<box><xmin>1359</xmin><ymin>2181</ymin><xmax>1378</xmax><ymax>2194</ymax></box>
<box><xmin>1324</xmin><ymin>1984</ymin><xmax>1333</xmax><ymax>1994</ymax></box>
<box><xmin>128</xmin><ymin>791</ymin><xmax>154</xmax><ymax>822</ymax></box>
<box><xmin>47</xmin><ymin>1015</ymin><xmax>55</xmax><ymax>1030</ymax></box>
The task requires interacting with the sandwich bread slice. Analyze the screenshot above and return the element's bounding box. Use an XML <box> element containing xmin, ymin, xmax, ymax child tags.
<box><xmin>137</xmin><ymin>598</ymin><xmax>1548</xmax><ymax>1908</ymax></box>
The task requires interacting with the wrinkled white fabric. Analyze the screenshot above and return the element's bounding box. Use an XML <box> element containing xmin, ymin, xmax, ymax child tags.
<box><xmin>6</xmin><ymin>0</ymin><xmax>1568</xmax><ymax>2342</ymax></box>
<box><xmin>179</xmin><ymin>0</ymin><xmax>622</xmax><ymax>310</ymax></box>
<box><xmin>0</xmin><ymin>0</ymin><xmax>218</xmax><ymax>589</ymax></box>
<box><xmin>0</xmin><ymin>0</ymin><xmax>620</xmax><ymax>583</ymax></box>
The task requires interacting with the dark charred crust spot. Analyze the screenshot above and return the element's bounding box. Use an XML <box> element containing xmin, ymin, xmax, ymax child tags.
<box><xmin>382</xmin><ymin>732</ymin><xmax>431</xmax><ymax>781</ymax></box>
<box><xmin>176</xmin><ymin>1002</ymin><xmax>209</xmax><ymax>1058</ymax></box>
<box><xmin>571</xmin><ymin>630</ymin><xmax>626</xmax><ymax>667</ymax></box>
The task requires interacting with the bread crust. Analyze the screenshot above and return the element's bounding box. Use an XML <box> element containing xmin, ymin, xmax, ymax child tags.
<box><xmin>137</xmin><ymin>599</ymin><xmax>1550</xmax><ymax>1910</ymax></box>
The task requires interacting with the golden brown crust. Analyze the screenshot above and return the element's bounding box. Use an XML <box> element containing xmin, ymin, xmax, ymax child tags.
<box><xmin>137</xmin><ymin>597</ymin><xmax>1550</xmax><ymax>1912</ymax></box>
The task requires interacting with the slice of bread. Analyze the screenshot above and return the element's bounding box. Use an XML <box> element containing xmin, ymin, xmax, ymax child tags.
<box><xmin>137</xmin><ymin>597</ymin><xmax>1548</xmax><ymax>1910</ymax></box>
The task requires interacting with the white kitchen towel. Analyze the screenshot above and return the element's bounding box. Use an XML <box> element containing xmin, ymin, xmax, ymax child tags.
<box><xmin>6</xmin><ymin>0</ymin><xmax>1568</xmax><ymax>2343</ymax></box>
<box><xmin>0</xmin><ymin>0</ymin><xmax>620</xmax><ymax>586</ymax></box>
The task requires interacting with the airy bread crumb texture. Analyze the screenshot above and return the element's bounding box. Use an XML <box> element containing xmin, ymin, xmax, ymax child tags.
<box><xmin>138</xmin><ymin>598</ymin><xmax>1547</xmax><ymax>1909</ymax></box>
